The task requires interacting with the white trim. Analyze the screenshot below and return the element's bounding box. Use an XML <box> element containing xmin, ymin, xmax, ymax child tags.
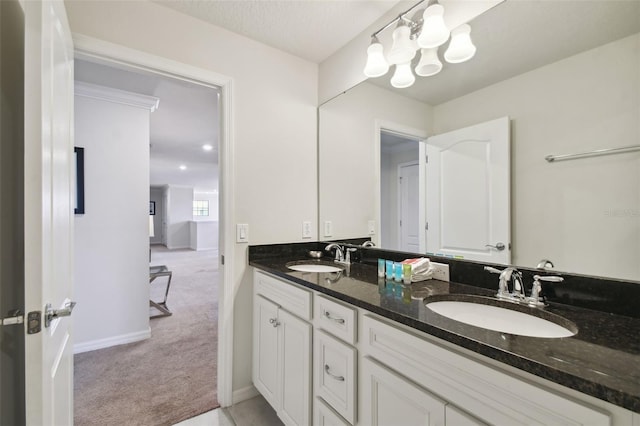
<box><xmin>73</xmin><ymin>328</ymin><xmax>151</xmax><ymax>354</ymax></box>
<box><xmin>72</xmin><ymin>34</ymin><xmax>236</xmax><ymax>407</ymax></box>
<box><xmin>374</xmin><ymin>120</ymin><xmax>428</xmax><ymax>249</ymax></box>
<box><xmin>397</xmin><ymin>160</ymin><xmax>419</xmax><ymax>251</ymax></box>
<box><xmin>74</xmin><ymin>81</ymin><xmax>159</xmax><ymax>112</ymax></box>
<box><xmin>232</xmin><ymin>385</ymin><xmax>259</xmax><ymax>405</ymax></box>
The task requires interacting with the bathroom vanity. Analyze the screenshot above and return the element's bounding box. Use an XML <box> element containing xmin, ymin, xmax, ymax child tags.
<box><xmin>249</xmin><ymin>243</ymin><xmax>640</xmax><ymax>426</ymax></box>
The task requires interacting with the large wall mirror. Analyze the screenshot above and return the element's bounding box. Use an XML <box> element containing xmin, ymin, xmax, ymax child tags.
<box><xmin>319</xmin><ymin>0</ymin><xmax>640</xmax><ymax>282</ymax></box>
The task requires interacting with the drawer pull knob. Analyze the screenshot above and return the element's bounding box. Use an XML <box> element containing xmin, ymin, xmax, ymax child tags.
<box><xmin>324</xmin><ymin>311</ymin><xmax>345</xmax><ymax>324</ymax></box>
<box><xmin>269</xmin><ymin>317</ymin><xmax>280</xmax><ymax>327</ymax></box>
<box><xmin>324</xmin><ymin>364</ymin><xmax>345</xmax><ymax>381</ymax></box>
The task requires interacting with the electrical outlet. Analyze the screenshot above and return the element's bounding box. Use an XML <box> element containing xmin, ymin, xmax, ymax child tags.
<box><xmin>368</xmin><ymin>220</ymin><xmax>376</xmax><ymax>235</ymax></box>
<box><xmin>236</xmin><ymin>224</ymin><xmax>249</xmax><ymax>243</ymax></box>
<box><xmin>430</xmin><ymin>262</ymin><xmax>450</xmax><ymax>282</ymax></box>
<box><xmin>302</xmin><ymin>221</ymin><xmax>312</xmax><ymax>239</ymax></box>
<box><xmin>324</xmin><ymin>221</ymin><xmax>333</xmax><ymax>237</ymax></box>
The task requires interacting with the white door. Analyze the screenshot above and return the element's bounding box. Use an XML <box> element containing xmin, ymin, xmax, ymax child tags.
<box><xmin>398</xmin><ymin>162</ymin><xmax>420</xmax><ymax>252</ymax></box>
<box><xmin>421</xmin><ymin>117</ymin><xmax>510</xmax><ymax>264</ymax></box>
<box><xmin>23</xmin><ymin>0</ymin><xmax>75</xmax><ymax>424</ymax></box>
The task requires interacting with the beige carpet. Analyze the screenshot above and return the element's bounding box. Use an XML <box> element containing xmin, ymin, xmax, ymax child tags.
<box><xmin>74</xmin><ymin>247</ymin><xmax>220</xmax><ymax>426</ymax></box>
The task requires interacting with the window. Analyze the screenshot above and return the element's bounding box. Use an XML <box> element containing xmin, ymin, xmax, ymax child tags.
<box><xmin>193</xmin><ymin>200</ymin><xmax>209</xmax><ymax>216</ymax></box>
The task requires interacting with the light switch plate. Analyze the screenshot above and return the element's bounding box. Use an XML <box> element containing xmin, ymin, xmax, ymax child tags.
<box><xmin>302</xmin><ymin>221</ymin><xmax>312</xmax><ymax>239</ymax></box>
<box><xmin>324</xmin><ymin>221</ymin><xmax>333</xmax><ymax>237</ymax></box>
<box><xmin>236</xmin><ymin>223</ymin><xmax>249</xmax><ymax>243</ymax></box>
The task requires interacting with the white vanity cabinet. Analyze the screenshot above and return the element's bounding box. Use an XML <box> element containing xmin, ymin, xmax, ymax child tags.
<box><xmin>253</xmin><ymin>272</ymin><xmax>312</xmax><ymax>426</ymax></box>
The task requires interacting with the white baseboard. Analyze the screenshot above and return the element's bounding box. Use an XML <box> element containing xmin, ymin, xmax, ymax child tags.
<box><xmin>232</xmin><ymin>385</ymin><xmax>259</xmax><ymax>405</ymax></box>
<box><xmin>73</xmin><ymin>327</ymin><xmax>151</xmax><ymax>354</ymax></box>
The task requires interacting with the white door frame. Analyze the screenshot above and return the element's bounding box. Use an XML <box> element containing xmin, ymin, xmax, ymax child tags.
<box><xmin>72</xmin><ymin>34</ymin><xmax>236</xmax><ymax>406</ymax></box>
<box><xmin>374</xmin><ymin>120</ymin><xmax>427</xmax><ymax>248</ymax></box>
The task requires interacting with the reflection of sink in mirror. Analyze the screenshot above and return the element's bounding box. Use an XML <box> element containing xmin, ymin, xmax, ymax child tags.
<box><xmin>425</xmin><ymin>298</ymin><xmax>577</xmax><ymax>338</ymax></box>
<box><xmin>286</xmin><ymin>262</ymin><xmax>343</xmax><ymax>273</ymax></box>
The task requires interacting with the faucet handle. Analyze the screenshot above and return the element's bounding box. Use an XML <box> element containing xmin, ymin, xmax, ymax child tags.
<box><xmin>534</xmin><ymin>275</ymin><xmax>564</xmax><ymax>283</ymax></box>
<box><xmin>484</xmin><ymin>266</ymin><xmax>503</xmax><ymax>274</ymax></box>
<box><xmin>345</xmin><ymin>247</ymin><xmax>357</xmax><ymax>263</ymax></box>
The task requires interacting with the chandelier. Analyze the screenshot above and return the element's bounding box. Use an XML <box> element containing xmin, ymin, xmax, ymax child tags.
<box><xmin>364</xmin><ymin>0</ymin><xmax>477</xmax><ymax>88</ymax></box>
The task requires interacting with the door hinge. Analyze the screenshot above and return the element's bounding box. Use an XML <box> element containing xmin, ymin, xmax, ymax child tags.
<box><xmin>425</xmin><ymin>222</ymin><xmax>429</xmax><ymax>230</ymax></box>
<box><xmin>400</xmin><ymin>220</ymin><xmax>402</xmax><ymax>227</ymax></box>
<box><xmin>425</xmin><ymin>155</ymin><xmax>429</xmax><ymax>163</ymax></box>
<box><xmin>221</xmin><ymin>255</ymin><xmax>225</xmax><ymax>265</ymax></box>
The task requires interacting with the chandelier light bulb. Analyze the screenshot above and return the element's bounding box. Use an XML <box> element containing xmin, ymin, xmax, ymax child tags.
<box><xmin>387</xmin><ymin>22</ymin><xmax>417</xmax><ymax>65</ymax></box>
<box><xmin>363</xmin><ymin>37</ymin><xmax>390</xmax><ymax>78</ymax></box>
<box><xmin>415</xmin><ymin>47</ymin><xmax>442</xmax><ymax>77</ymax></box>
<box><xmin>390</xmin><ymin>62</ymin><xmax>415</xmax><ymax>89</ymax></box>
<box><xmin>417</xmin><ymin>4</ymin><xmax>450</xmax><ymax>49</ymax></box>
<box><xmin>444</xmin><ymin>24</ymin><xmax>476</xmax><ymax>63</ymax></box>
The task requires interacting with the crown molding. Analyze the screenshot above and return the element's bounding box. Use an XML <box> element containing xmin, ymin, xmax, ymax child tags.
<box><xmin>74</xmin><ymin>81</ymin><xmax>160</xmax><ymax>112</ymax></box>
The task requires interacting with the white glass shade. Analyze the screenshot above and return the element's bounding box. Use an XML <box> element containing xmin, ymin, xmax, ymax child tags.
<box><xmin>444</xmin><ymin>24</ymin><xmax>476</xmax><ymax>63</ymax></box>
<box><xmin>363</xmin><ymin>41</ymin><xmax>389</xmax><ymax>78</ymax></box>
<box><xmin>417</xmin><ymin>4</ymin><xmax>450</xmax><ymax>49</ymax></box>
<box><xmin>390</xmin><ymin>62</ymin><xmax>415</xmax><ymax>88</ymax></box>
<box><xmin>415</xmin><ymin>48</ymin><xmax>442</xmax><ymax>77</ymax></box>
<box><xmin>387</xmin><ymin>24</ymin><xmax>416</xmax><ymax>65</ymax></box>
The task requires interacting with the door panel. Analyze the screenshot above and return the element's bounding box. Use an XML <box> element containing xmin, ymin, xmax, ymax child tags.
<box><xmin>23</xmin><ymin>0</ymin><xmax>74</xmax><ymax>423</ymax></box>
<box><xmin>423</xmin><ymin>116</ymin><xmax>510</xmax><ymax>264</ymax></box>
<box><xmin>399</xmin><ymin>162</ymin><xmax>419</xmax><ymax>252</ymax></box>
<box><xmin>253</xmin><ymin>295</ymin><xmax>280</xmax><ymax>409</ymax></box>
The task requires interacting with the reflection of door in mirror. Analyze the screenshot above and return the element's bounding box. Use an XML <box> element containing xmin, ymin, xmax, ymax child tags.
<box><xmin>380</xmin><ymin>130</ymin><xmax>421</xmax><ymax>251</ymax></box>
<box><xmin>421</xmin><ymin>117</ymin><xmax>510</xmax><ymax>264</ymax></box>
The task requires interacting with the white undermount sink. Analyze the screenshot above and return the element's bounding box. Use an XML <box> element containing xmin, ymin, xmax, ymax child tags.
<box><xmin>286</xmin><ymin>262</ymin><xmax>343</xmax><ymax>273</ymax></box>
<box><xmin>425</xmin><ymin>299</ymin><xmax>577</xmax><ymax>338</ymax></box>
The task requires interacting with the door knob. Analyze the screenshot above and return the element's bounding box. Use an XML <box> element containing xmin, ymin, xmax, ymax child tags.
<box><xmin>485</xmin><ymin>242</ymin><xmax>506</xmax><ymax>251</ymax></box>
<box><xmin>45</xmin><ymin>301</ymin><xmax>76</xmax><ymax>328</ymax></box>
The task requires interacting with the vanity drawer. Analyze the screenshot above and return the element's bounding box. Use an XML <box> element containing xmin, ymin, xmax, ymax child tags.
<box><xmin>315</xmin><ymin>294</ymin><xmax>357</xmax><ymax>344</ymax></box>
<box><xmin>314</xmin><ymin>330</ymin><xmax>357</xmax><ymax>424</ymax></box>
<box><xmin>254</xmin><ymin>270</ymin><xmax>312</xmax><ymax>320</ymax></box>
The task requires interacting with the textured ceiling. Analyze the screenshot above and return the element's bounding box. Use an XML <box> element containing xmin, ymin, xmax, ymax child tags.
<box><xmin>153</xmin><ymin>0</ymin><xmax>402</xmax><ymax>63</ymax></box>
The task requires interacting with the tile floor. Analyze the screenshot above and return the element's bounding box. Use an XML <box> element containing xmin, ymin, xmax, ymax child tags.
<box><xmin>175</xmin><ymin>395</ymin><xmax>283</xmax><ymax>426</ymax></box>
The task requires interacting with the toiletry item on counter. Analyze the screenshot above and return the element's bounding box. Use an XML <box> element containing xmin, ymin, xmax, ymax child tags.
<box><xmin>401</xmin><ymin>257</ymin><xmax>435</xmax><ymax>282</ymax></box>
<box><xmin>378</xmin><ymin>259</ymin><xmax>385</xmax><ymax>277</ymax></box>
<box><xmin>402</xmin><ymin>264</ymin><xmax>412</xmax><ymax>285</ymax></box>
<box><xmin>385</xmin><ymin>260</ymin><xmax>393</xmax><ymax>280</ymax></box>
<box><xmin>394</xmin><ymin>261</ymin><xmax>403</xmax><ymax>282</ymax></box>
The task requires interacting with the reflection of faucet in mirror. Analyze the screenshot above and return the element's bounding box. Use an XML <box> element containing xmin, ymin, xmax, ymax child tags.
<box><xmin>362</xmin><ymin>241</ymin><xmax>375</xmax><ymax>247</ymax></box>
<box><xmin>536</xmin><ymin>259</ymin><xmax>554</xmax><ymax>270</ymax></box>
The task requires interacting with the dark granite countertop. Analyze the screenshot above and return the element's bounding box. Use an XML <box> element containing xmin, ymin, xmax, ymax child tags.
<box><xmin>249</xmin><ymin>256</ymin><xmax>640</xmax><ymax>413</ymax></box>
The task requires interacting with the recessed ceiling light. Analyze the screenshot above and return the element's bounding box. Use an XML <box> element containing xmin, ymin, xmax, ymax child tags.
<box><xmin>179</xmin><ymin>165</ymin><xmax>187</xmax><ymax>170</ymax></box>
<box><xmin>202</xmin><ymin>144</ymin><xmax>213</xmax><ymax>151</ymax></box>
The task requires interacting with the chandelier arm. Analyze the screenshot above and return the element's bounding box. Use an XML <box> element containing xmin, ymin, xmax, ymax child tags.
<box><xmin>371</xmin><ymin>0</ymin><xmax>428</xmax><ymax>38</ymax></box>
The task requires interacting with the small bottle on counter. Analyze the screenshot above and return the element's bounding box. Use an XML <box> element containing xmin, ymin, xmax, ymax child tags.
<box><xmin>385</xmin><ymin>260</ymin><xmax>394</xmax><ymax>280</ymax></box>
<box><xmin>403</xmin><ymin>264</ymin><xmax>412</xmax><ymax>285</ymax></box>
<box><xmin>394</xmin><ymin>261</ymin><xmax>403</xmax><ymax>282</ymax></box>
<box><xmin>378</xmin><ymin>259</ymin><xmax>385</xmax><ymax>277</ymax></box>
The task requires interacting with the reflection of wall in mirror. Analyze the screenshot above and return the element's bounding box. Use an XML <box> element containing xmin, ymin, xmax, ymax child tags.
<box><xmin>319</xmin><ymin>82</ymin><xmax>430</xmax><ymax>243</ymax></box>
<box><xmin>432</xmin><ymin>33</ymin><xmax>639</xmax><ymax>281</ymax></box>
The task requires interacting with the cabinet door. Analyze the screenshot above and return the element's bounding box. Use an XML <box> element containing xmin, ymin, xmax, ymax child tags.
<box><xmin>315</xmin><ymin>397</ymin><xmax>351</xmax><ymax>426</ymax></box>
<box><xmin>279</xmin><ymin>309</ymin><xmax>312</xmax><ymax>426</ymax></box>
<box><xmin>360</xmin><ymin>357</ymin><xmax>446</xmax><ymax>426</ymax></box>
<box><xmin>253</xmin><ymin>295</ymin><xmax>280</xmax><ymax>410</ymax></box>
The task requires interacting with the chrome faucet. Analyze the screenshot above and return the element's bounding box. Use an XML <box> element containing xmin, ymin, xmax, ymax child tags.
<box><xmin>528</xmin><ymin>275</ymin><xmax>564</xmax><ymax>307</ymax></box>
<box><xmin>362</xmin><ymin>241</ymin><xmax>375</xmax><ymax>247</ymax></box>
<box><xmin>324</xmin><ymin>243</ymin><xmax>344</xmax><ymax>263</ymax></box>
<box><xmin>536</xmin><ymin>259</ymin><xmax>555</xmax><ymax>270</ymax></box>
<box><xmin>484</xmin><ymin>266</ymin><xmax>525</xmax><ymax>302</ymax></box>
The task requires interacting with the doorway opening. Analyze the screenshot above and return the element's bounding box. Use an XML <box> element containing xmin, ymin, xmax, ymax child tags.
<box><xmin>72</xmin><ymin>57</ymin><xmax>223</xmax><ymax>424</ymax></box>
<box><xmin>380</xmin><ymin>129</ymin><xmax>422</xmax><ymax>252</ymax></box>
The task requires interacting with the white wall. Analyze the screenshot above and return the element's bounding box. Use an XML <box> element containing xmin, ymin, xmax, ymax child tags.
<box><xmin>166</xmin><ymin>185</ymin><xmax>194</xmax><ymax>249</ymax></box>
<box><xmin>319</xmin><ymin>82</ymin><xmax>431</xmax><ymax>243</ymax></box>
<box><xmin>149</xmin><ymin>187</ymin><xmax>163</xmax><ymax>244</ymax></box>
<box><xmin>74</xmin><ymin>88</ymin><xmax>152</xmax><ymax>352</ymax></box>
<box><xmin>432</xmin><ymin>34</ymin><xmax>640</xmax><ymax>280</ymax></box>
<box><xmin>65</xmin><ymin>0</ymin><xmax>318</xmax><ymax>396</ymax></box>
